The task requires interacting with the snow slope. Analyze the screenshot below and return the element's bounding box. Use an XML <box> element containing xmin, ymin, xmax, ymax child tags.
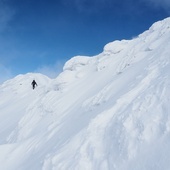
<box><xmin>0</xmin><ymin>17</ymin><xmax>170</xmax><ymax>170</ymax></box>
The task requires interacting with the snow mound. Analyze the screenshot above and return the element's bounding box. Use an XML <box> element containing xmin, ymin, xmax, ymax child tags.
<box><xmin>104</xmin><ymin>40</ymin><xmax>129</xmax><ymax>54</ymax></box>
<box><xmin>63</xmin><ymin>55</ymin><xmax>92</xmax><ymax>71</ymax></box>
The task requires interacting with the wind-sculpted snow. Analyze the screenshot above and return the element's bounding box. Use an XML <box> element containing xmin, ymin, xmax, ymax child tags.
<box><xmin>0</xmin><ymin>17</ymin><xmax>170</xmax><ymax>170</ymax></box>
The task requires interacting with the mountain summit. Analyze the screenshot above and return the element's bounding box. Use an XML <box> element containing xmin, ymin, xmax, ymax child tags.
<box><xmin>0</xmin><ymin>17</ymin><xmax>170</xmax><ymax>170</ymax></box>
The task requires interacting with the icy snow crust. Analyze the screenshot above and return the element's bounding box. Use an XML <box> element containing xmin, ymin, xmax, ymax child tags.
<box><xmin>0</xmin><ymin>17</ymin><xmax>170</xmax><ymax>170</ymax></box>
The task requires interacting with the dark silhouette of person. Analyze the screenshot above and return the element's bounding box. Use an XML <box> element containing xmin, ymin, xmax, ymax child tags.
<box><xmin>31</xmin><ymin>80</ymin><xmax>37</xmax><ymax>89</ymax></box>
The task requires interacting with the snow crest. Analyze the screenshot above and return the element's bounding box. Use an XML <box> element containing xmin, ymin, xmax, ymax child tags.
<box><xmin>0</xmin><ymin>17</ymin><xmax>170</xmax><ymax>170</ymax></box>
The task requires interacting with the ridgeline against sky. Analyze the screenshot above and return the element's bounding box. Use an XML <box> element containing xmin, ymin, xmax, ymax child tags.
<box><xmin>0</xmin><ymin>17</ymin><xmax>170</xmax><ymax>169</ymax></box>
<box><xmin>0</xmin><ymin>0</ymin><xmax>170</xmax><ymax>83</ymax></box>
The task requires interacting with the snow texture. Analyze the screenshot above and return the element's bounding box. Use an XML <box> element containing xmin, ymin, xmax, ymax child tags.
<box><xmin>0</xmin><ymin>17</ymin><xmax>170</xmax><ymax>170</ymax></box>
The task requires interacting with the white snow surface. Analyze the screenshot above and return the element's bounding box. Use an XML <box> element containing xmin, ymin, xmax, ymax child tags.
<box><xmin>0</xmin><ymin>17</ymin><xmax>170</xmax><ymax>170</ymax></box>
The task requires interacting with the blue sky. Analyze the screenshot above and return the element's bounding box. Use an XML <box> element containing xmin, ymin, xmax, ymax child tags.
<box><xmin>0</xmin><ymin>0</ymin><xmax>169</xmax><ymax>83</ymax></box>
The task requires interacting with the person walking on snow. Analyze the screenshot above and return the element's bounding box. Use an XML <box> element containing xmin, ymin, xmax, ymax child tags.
<box><xmin>31</xmin><ymin>80</ymin><xmax>37</xmax><ymax>89</ymax></box>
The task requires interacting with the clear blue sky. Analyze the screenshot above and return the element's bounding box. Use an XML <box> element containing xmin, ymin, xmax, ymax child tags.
<box><xmin>0</xmin><ymin>0</ymin><xmax>169</xmax><ymax>83</ymax></box>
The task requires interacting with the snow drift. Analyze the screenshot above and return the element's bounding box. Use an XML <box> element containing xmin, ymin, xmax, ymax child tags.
<box><xmin>0</xmin><ymin>17</ymin><xmax>170</xmax><ymax>170</ymax></box>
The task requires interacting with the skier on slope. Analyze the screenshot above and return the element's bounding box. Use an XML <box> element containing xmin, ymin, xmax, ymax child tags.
<box><xmin>31</xmin><ymin>80</ymin><xmax>37</xmax><ymax>89</ymax></box>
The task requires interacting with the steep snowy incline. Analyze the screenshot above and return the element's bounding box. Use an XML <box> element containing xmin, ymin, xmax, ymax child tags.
<box><xmin>0</xmin><ymin>17</ymin><xmax>170</xmax><ymax>170</ymax></box>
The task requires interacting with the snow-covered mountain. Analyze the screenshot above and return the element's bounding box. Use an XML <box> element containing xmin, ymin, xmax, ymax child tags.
<box><xmin>0</xmin><ymin>17</ymin><xmax>170</xmax><ymax>170</ymax></box>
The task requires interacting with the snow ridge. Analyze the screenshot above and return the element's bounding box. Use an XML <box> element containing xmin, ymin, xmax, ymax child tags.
<box><xmin>0</xmin><ymin>17</ymin><xmax>170</xmax><ymax>170</ymax></box>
